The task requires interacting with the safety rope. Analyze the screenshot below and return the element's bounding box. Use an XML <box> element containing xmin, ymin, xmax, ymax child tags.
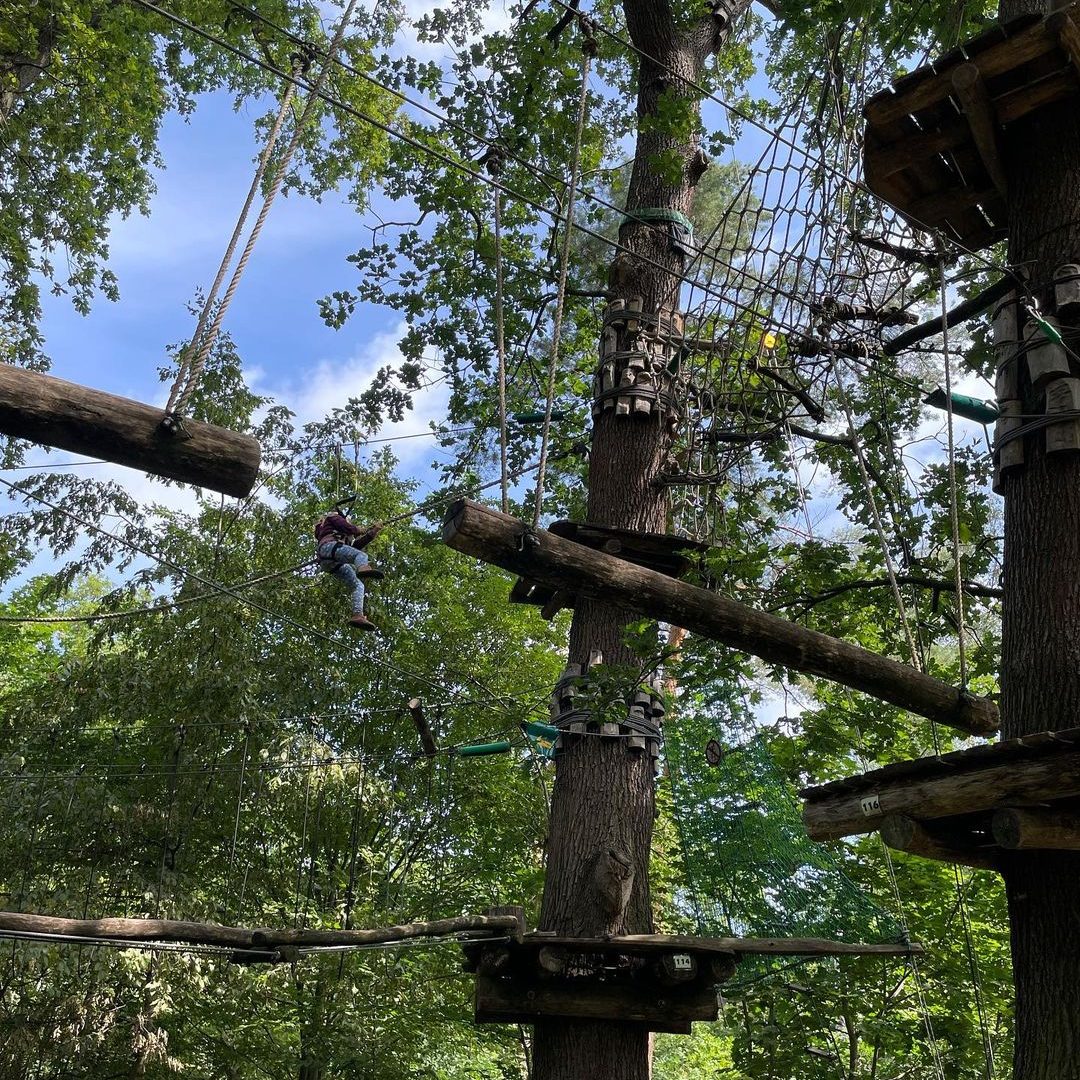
<box><xmin>531</xmin><ymin>19</ymin><xmax>595</xmax><ymax>528</ymax></box>
<box><xmin>165</xmin><ymin>0</ymin><xmax>360</xmax><ymax>420</ymax></box>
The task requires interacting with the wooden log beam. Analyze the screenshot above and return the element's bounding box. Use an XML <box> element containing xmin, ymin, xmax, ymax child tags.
<box><xmin>884</xmin><ymin>276</ymin><xmax>1015</xmax><ymax>356</ymax></box>
<box><xmin>804</xmin><ymin>750</ymin><xmax>1080</xmax><ymax>840</ymax></box>
<box><xmin>992</xmin><ymin>807</ymin><xmax>1080</xmax><ymax>850</ymax></box>
<box><xmin>442</xmin><ymin>500</ymin><xmax>998</xmax><ymax>736</ymax></box>
<box><xmin>951</xmin><ymin>64</ymin><xmax>1008</xmax><ymax>198</ymax></box>
<box><xmin>0</xmin><ymin>363</ymin><xmax>261</xmax><ymax>497</ymax></box>
<box><xmin>0</xmin><ymin>911</ymin><xmax>524</xmax><ymax>951</ymax></box>
<box><xmin>879</xmin><ymin>814</ymin><xmax>1000</xmax><ymax>870</ymax></box>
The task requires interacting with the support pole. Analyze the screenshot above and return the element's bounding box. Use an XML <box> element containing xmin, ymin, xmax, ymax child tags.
<box><xmin>442</xmin><ymin>500</ymin><xmax>998</xmax><ymax>736</ymax></box>
<box><xmin>0</xmin><ymin>363</ymin><xmax>261</xmax><ymax>497</ymax></box>
<box><xmin>408</xmin><ymin>698</ymin><xmax>438</xmax><ymax>757</ymax></box>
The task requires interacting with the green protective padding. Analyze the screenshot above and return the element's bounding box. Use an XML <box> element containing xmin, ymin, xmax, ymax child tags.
<box><xmin>523</xmin><ymin>721</ymin><xmax>560</xmax><ymax>739</ymax></box>
<box><xmin>665</xmin><ymin>714</ymin><xmax>904</xmax><ymax>987</ymax></box>
<box><xmin>924</xmin><ymin>387</ymin><xmax>999</xmax><ymax>423</ymax></box>
<box><xmin>455</xmin><ymin>740</ymin><xmax>513</xmax><ymax>757</ymax></box>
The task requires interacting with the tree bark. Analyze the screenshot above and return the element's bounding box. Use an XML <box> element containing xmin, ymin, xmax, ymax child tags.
<box><xmin>997</xmin><ymin>2</ymin><xmax>1080</xmax><ymax>1077</ymax></box>
<box><xmin>532</xmin><ymin>4</ymin><xmax>747</xmax><ymax>1077</ymax></box>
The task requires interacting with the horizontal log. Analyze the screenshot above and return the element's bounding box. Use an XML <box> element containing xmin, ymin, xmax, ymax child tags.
<box><xmin>442</xmin><ymin>500</ymin><xmax>998</xmax><ymax>736</ymax></box>
<box><xmin>0</xmin><ymin>363</ymin><xmax>260</xmax><ymax>497</ymax></box>
<box><xmin>879</xmin><ymin>814</ymin><xmax>1000</xmax><ymax>870</ymax></box>
<box><xmin>804</xmin><ymin>749</ymin><xmax>1080</xmax><ymax>840</ymax></box>
<box><xmin>521</xmin><ymin>933</ymin><xmax>921</xmax><ymax>957</ymax></box>
<box><xmin>0</xmin><ymin>911</ymin><xmax>523</xmax><ymax>951</ymax></box>
<box><xmin>884</xmin><ymin>276</ymin><xmax>1016</xmax><ymax>356</ymax></box>
<box><xmin>992</xmin><ymin>807</ymin><xmax>1080</xmax><ymax>850</ymax></box>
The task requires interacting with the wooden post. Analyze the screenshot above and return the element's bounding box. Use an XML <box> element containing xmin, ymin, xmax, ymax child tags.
<box><xmin>0</xmin><ymin>363</ymin><xmax>261</xmax><ymax>498</ymax></box>
<box><xmin>992</xmin><ymin>807</ymin><xmax>1080</xmax><ymax>850</ymax></box>
<box><xmin>442</xmin><ymin>500</ymin><xmax>998</xmax><ymax>736</ymax></box>
<box><xmin>408</xmin><ymin>698</ymin><xmax>438</xmax><ymax>758</ymax></box>
<box><xmin>879</xmin><ymin>814</ymin><xmax>1000</xmax><ymax>870</ymax></box>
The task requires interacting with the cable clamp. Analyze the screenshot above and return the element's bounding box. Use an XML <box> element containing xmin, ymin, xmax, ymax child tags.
<box><xmin>517</xmin><ymin>525</ymin><xmax>540</xmax><ymax>553</ymax></box>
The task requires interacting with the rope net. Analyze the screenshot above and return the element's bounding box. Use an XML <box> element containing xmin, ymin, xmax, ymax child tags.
<box><xmin>665</xmin><ymin>712</ymin><xmax>904</xmax><ymax>983</ymax></box>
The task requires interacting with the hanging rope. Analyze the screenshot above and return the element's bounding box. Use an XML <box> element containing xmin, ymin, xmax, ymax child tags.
<box><xmin>940</xmin><ymin>255</ymin><xmax>968</xmax><ymax>688</ymax></box>
<box><xmin>165</xmin><ymin>0</ymin><xmax>361</xmax><ymax>420</ymax></box>
<box><xmin>489</xmin><ymin>151</ymin><xmax>510</xmax><ymax>513</ymax></box>
<box><xmin>829</xmin><ymin>356</ymin><xmax>922</xmax><ymax>669</ymax></box>
<box><xmin>164</xmin><ymin>50</ymin><xmax>308</xmax><ymax>418</ymax></box>
<box><xmin>532</xmin><ymin>20</ymin><xmax>595</xmax><ymax>528</ymax></box>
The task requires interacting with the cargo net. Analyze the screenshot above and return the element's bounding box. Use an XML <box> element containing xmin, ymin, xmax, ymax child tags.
<box><xmin>664</xmin><ymin>22</ymin><xmax>952</xmax><ymax>543</ymax></box>
<box><xmin>664</xmin><ymin>711</ymin><xmax>905</xmax><ymax>987</ymax></box>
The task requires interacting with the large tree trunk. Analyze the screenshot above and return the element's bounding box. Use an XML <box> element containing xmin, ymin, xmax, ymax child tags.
<box><xmin>531</xmin><ymin>6</ymin><xmax>742</xmax><ymax>1078</ymax></box>
<box><xmin>998</xmin><ymin>2</ymin><xmax>1080</xmax><ymax>1077</ymax></box>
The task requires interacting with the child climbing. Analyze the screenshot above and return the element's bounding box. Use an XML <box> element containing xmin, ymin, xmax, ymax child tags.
<box><xmin>314</xmin><ymin>504</ymin><xmax>384</xmax><ymax>631</ymax></box>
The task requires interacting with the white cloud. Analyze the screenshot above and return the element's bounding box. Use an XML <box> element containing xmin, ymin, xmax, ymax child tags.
<box><xmin>258</xmin><ymin>320</ymin><xmax>451</xmax><ymax>473</ymax></box>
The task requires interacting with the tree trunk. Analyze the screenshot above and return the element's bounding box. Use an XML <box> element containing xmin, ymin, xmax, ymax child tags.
<box><xmin>998</xmin><ymin>2</ymin><xmax>1080</xmax><ymax>1077</ymax></box>
<box><xmin>532</xmin><ymin>6</ymin><xmax>744</xmax><ymax>1078</ymax></box>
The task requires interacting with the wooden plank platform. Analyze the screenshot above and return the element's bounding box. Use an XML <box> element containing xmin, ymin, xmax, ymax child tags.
<box><xmin>801</xmin><ymin>727</ymin><xmax>1080</xmax><ymax>855</ymax></box>
<box><xmin>468</xmin><ymin>930</ymin><xmax>919</xmax><ymax>1033</ymax></box>
<box><xmin>863</xmin><ymin>5</ymin><xmax>1080</xmax><ymax>249</ymax></box>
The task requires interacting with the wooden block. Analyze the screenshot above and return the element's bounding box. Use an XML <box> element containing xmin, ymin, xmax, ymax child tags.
<box><xmin>1025</xmin><ymin>319</ymin><xmax>1070</xmax><ymax>387</ymax></box>
<box><xmin>616</xmin><ymin>397</ymin><xmax>631</xmax><ymax>416</ymax></box>
<box><xmin>633</xmin><ymin>397</ymin><xmax>653</xmax><ymax>416</ymax></box>
<box><xmin>627</xmin><ymin>735</ymin><xmax>647</xmax><ymax>751</ymax></box>
<box><xmin>620</xmin><ymin>369</ymin><xmax>636</xmax><ymax>388</ymax></box>
<box><xmin>879</xmin><ymin>814</ymin><xmax>999</xmax><ymax>870</ymax></box>
<box><xmin>569</xmin><ymin>721</ymin><xmax>586</xmax><ymax>735</ymax></box>
<box><xmin>541</xmin><ymin>591</ymin><xmax>571</xmax><ymax>620</ymax></box>
<box><xmin>600</xmin><ymin>722</ymin><xmax>621</xmax><ymax>737</ymax></box>
<box><xmin>474</xmin><ymin>974</ymin><xmax>716</xmax><ymax>1033</ymax></box>
<box><xmin>601</xmin><ymin>363</ymin><xmax>615</xmax><ymax>392</ymax></box>
<box><xmin>1045</xmin><ymin>376</ymin><xmax>1080</xmax><ymax>453</ymax></box>
<box><xmin>1055</xmin><ymin>264</ymin><xmax>1080</xmax><ymax>316</ymax></box>
<box><xmin>995</xmin><ymin>399</ymin><xmax>1024</xmax><ymax>485</ymax></box>
<box><xmin>588</xmin><ymin>648</ymin><xmax>603</xmax><ymax>669</ymax></box>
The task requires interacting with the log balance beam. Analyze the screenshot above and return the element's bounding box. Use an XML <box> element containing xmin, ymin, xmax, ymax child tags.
<box><xmin>0</xmin><ymin>363</ymin><xmax>261</xmax><ymax>498</ymax></box>
<box><xmin>0</xmin><ymin>911</ymin><xmax>524</xmax><ymax>952</ymax></box>
<box><xmin>442</xmin><ymin>500</ymin><xmax>998</xmax><ymax>737</ymax></box>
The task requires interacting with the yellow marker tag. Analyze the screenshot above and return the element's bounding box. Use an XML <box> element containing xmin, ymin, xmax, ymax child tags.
<box><xmin>763</xmin><ymin>332</ymin><xmax>777</xmax><ymax>350</ymax></box>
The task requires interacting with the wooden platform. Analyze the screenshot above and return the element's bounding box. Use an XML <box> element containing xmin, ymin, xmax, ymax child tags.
<box><xmin>466</xmin><ymin>931</ymin><xmax>921</xmax><ymax>1034</ymax></box>
<box><xmin>509</xmin><ymin>520</ymin><xmax>707</xmax><ymax>616</ymax></box>
<box><xmin>863</xmin><ymin>4</ymin><xmax>1080</xmax><ymax>249</ymax></box>
<box><xmin>801</xmin><ymin>727</ymin><xmax>1080</xmax><ymax>865</ymax></box>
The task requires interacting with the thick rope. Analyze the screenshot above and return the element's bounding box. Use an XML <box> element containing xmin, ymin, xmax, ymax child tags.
<box><xmin>165</xmin><ymin>55</ymin><xmax>304</xmax><ymax>416</ymax></box>
<box><xmin>169</xmin><ymin>1</ymin><xmax>361</xmax><ymax>418</ymax></box>
<box><xmin>532</xmin><ymin>24</ymin><xmax>594</xmax><ymax>528</ymax></box>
